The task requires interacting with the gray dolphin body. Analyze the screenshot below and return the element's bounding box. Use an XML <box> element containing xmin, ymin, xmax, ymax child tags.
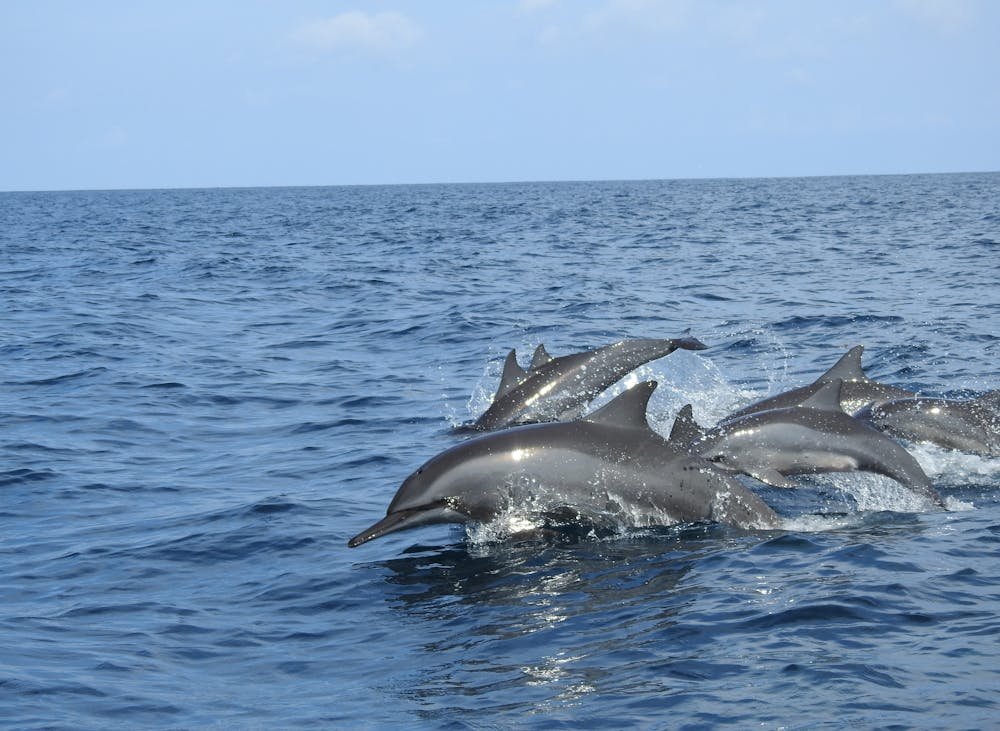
<box><xmin>471</xmin><ymin>337</ymin><xmax>707</xmax><ymax>431</ymax></box>
<box><xmin>856</xmin><ymin>391</ymin><xmax>1000</xmax><ymax>458</ymax></box>
<box><xmin>726</xmin><ymin>345</ymin><xmax>915</xmax><ymax>420</ymax></box>
<box><xmin>349</xmin><ymin>382</ymin><xmax>779</xmax><ymax>548</ymax></box>
<box><xmin>680</xmin><ymin>380</ymin><xmax>944</xmax><ymax>507</ymax></box>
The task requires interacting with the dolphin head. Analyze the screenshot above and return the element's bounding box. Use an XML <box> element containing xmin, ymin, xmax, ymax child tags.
<box><xmin>349</xmin><ymin>384</ymin><xmax>664</xmax><ymax>547</ymax></box>
<box><xmin>347</xmin><ymin>430</ymin><xmax>535</xmax><ymax>547</ymax></box>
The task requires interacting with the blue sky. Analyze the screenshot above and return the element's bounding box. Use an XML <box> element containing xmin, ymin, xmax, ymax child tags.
<box><xmin>2</xmin><ymin>0</ymin><xmax>997</xmax><ymax>191</ymax></box>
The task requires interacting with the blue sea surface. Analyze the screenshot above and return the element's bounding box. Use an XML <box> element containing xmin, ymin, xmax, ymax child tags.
<box><xmin>1</xmin><ymin>173</ymin><xmax>999</xmax><ymax>728</ymax></box>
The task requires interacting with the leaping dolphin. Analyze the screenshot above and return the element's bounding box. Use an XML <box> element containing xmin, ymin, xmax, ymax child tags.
<box><xmin>856</xmin><ymin>391</ymin><xmax>1000</xmax><ymax>458</ymax></box>
<box><xmin>725</xmin><ymin>345</ymin><xmax>915</xmax><ymax>420</ymax></box>
<box><xmin>349</xmin><ymin>381</ymin><xmax>779</xmax><ymax>548</ymax></box>
<box><xmin>678</xmin><ymin>380</ymin><xmax>944</xmax><ymax>507</ymax></box>
<box><xmin>471</xmin><ymin>337</ymin><xmax>707</xmax><ymax>431</ymax></box>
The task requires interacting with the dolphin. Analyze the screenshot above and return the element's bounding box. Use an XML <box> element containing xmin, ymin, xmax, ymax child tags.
<box><xmin>855</xmin><ymin>390</ymin><xmax>1000</xmax><ymax>458</ymax></box>
<box><xmin>725</xmin><ymin>345</ymin><xmax>915</xmax><ymax>420</ymax></box>
<box><xmin>471</xmin><ymin>337</ymin><xmax>707</xmax><ymax>431</ymax></box>
<box><xmin>349</xmin><ymin>381</ymin><xmax>780</xmax><ymax>548</ymax></box>
<box><xmin>679</xmin><ymin>380</ymin><xmax>944</xmax><ymax>507</ymax></box>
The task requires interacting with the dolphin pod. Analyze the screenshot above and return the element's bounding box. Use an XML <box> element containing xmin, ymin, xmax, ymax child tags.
<box><xmin>724</xmin><ymin>345</ymin><xmax>915</xmax><ymax>419</ymax></box>
<box><xmin>349</xmin><ymin>338</ymin><xmax>996</xmax><ymax>549</ymax></box>
<box><xmin>348</xmin><ymin>381</ymin><xmax>779</xmax><ymax>548</ymax></box>
<box><xmin>677</xmin><ymin>380</ymin><xmax>943</xmax><ymax>507</ymax></box>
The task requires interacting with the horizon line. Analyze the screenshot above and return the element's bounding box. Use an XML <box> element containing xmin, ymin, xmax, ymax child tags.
<box><xmin>2</xmin><ymin>168</ymin><xmax>996</xmax><ymax>195</ymax></box>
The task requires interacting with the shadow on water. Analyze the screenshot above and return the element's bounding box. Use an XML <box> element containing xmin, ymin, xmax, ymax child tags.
<box><xmin>374</xmin><ymin>524</ymin><xmax>757</xmax><ymax>609</ymax></box>
<box><xmin>354</xmin><ymin>511</ymin><xmax>964</xmax><ymax>726</ymax></box>
<box><xmin>355</xmin><ymin>525</ymin><xmax>797</xmax><ymax>724</ymax></box>
<box><xmin>367</xmin><ymin>504</ymin><xmax>944</xmax><ymax>619</ymax></box>
<box><xmin>353</xmin><ymin>529</ymin><xmax>703</xmax><ymax>722</ymax></box>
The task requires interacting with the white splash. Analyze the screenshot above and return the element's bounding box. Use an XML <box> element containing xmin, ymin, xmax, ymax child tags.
<box><xmin>583</xmin><ymin>349</ymin><xmax>754</xmax><ymax>433</ymax></box>
<box><xmin>907</xmin><ymin>442</ymin><xmax>1000</xmax><ymax>484</ymax></box>
<box><xmin>463</xmin><ymin>481</ymin><xmax>678</xmax><ymax>548</ymax></box>
<box><xmin>780</xmin><ymin>512</ymin><xmax>864</xmax><ymax>533</ymax></box>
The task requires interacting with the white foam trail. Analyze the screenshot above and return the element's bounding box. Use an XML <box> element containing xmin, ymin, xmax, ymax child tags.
<box><xmin>816</xmin><ymin>473</ymin><xmax>931</xmax><ymax>513</ymax></box>
<box><xmin>464</xmin><ymin>507</ymin><xmax>624</xmax><ymax>547</ymax></box>
<box><xmin>462</xmin><ymin>481</ymin><xmax>684</xmax><ymax>548</ymax></box>
<box><xmin>907</xmin><ymin>442</ymin><xmax>1000</xmax><ymax>484</ymax></box>
<box><xmin>944</xmin><ymin>495</ymin><xmax>976</xmax><ymax>511</ymax></box>
<box><xmin>780</xmin><ymin>512</ymin><xmax>863</xmax><ymax>533</ymax></box>
<box><xmin>465</xmin><ymin>513</ymin><xmax>546</xmax><ymax>544</ymax></box>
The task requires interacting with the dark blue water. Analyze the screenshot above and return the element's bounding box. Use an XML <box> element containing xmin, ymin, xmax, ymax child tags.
<box><xmin>2</xmin><ymin>174</ymin><xmax>999</xmax><ymax>729</ymax></box>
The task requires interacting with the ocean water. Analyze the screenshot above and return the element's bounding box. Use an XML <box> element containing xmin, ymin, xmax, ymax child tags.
<box><xmin>1</xmin><ymin>173</ymin><xmax>999</xmax><ymax>729</ymax></box>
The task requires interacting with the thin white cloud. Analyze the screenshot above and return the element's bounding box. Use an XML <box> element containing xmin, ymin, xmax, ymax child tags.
<box><xmin>292</xmin><ymin>11</ymin><xmax>423</xmax><ymax>54</ymax></box>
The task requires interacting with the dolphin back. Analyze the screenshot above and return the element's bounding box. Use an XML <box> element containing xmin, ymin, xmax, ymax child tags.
<box><xmin>862</xmin><ymin>396</ymin><xmax>1000</xmax><ymax>458</ymax></box>
<box><xmin>473</xmin><ymin>336</ymin><xmax>707</xmax><ymax>430</ymax></box>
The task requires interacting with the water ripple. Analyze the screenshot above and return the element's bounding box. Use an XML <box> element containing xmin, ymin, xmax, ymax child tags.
<box><xmin>1</xmin><ymin>175</ymin><xmax>999</xmax><ymax>728</ymax></box>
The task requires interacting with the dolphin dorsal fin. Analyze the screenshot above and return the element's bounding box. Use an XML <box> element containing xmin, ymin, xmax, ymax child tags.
<box><xmin>668</xmin><ymin>404</ymin><xmax>704</xmax><ymax>447</ymax></box>
<box><xmin>584</xmin><ymin>381</ymin><xmax>657</xmax><ymax>430</ymax></box>
<box><xmin>530</xmin><ymin>344</ymin><xmax>553</xmax><ymax>370</ymax></box>
<box><xmin>496</xmin><ymin>349</ymin><xmax>528</xmax><ymax>398</ymax></box>
<box><xmin>799</xmin><ymin>379</ymin><xmax>844</xmax><ymax>411</ymax></box>
<box><xmin>817</xmin><ymin>345</ymin><xmax>867</xmax><ymax>384</ymax></box>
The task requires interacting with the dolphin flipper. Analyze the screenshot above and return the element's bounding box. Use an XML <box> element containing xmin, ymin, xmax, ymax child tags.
<box><xmin>746</xmin><ymin>468</ymin><xmax>798</xmax><ymax>489</ymax></box>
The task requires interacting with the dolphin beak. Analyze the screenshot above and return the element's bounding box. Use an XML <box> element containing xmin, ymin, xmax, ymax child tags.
<box><xmin>348</xmin><ymin>507</ymin><xmax>456</xmax><ymax>548</ymax></box>
<box><xmin>348</xmin><ymin>511</ymin><xmax>416</xmax><ymax>547</ymax></box>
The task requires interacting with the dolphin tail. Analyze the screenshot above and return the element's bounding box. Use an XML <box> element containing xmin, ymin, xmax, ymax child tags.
<box><xmin>670</xmin><ymin>337</ymin><xmax>708</xmax><ymax>352</ymax></box>
<box><xmin>868</xmin><ymin>451</ymin><xmax>945</xmax><ymax>508</ymax></box>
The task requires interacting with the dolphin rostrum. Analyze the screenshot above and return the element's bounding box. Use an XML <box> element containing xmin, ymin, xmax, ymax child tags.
<box><xmin>349</xmin><ymin>381</ymin><xmax>779</xmax><ymax>548</ymax></box>
<box><xmin>856</xmin><ymin>391</ymin><xmax>1000</xmax><ymax>458</ymax></box>
<box><xmin>725</xmin><ymin>345</ymin><xmax>915</xmax><ymax>420</ymax></box>
<box><xmin>471</xmin><ymin>337</ymin><xmax>707</xmax><ymax>431</ymax></box>
<box><xmin>680</xmin><ymin>380</ymin><xmax>944</xmax><ymax>507</ymax></box>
